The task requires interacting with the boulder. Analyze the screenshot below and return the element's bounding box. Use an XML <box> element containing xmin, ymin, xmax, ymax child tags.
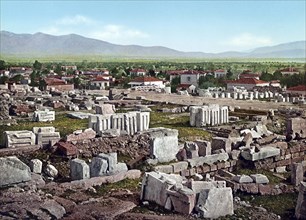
<box><xmin>0</xmin><ymin>156</ymin><xmax>31</xmax><ymax>186</ymax></box>
<box><xmin>45</xmin><ymin>164</ymin><xmax>58</xmax><ymax>178</ymax></box>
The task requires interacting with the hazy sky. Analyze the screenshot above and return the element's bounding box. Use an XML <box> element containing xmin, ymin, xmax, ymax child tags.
<box><xmin>1</xmin><ymin>0</ymin><xmax>305</xmax><ymax>53</ymax></box>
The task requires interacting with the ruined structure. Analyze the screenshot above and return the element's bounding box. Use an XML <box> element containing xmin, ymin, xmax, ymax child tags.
<box><xmin>141</xmin><ymin>171</ymin><xmax>234</xmax><ymax>218</ymax></box>
<box><xmin>3</xmin><ymin>130</ymin><xmax>36</xmax><ymax>148</ymax></box>
<box><xmin>190</xmin><ymin>104</ymin><xmax>229</xmax><ymax>127</ymax></box>
<box><xmin>89</xmin><ymin>111</ymin><xmax>150</xmax><ymax>135</ymax></box>
<box><xmin>33</xmin><ymin>127</ymin><xmax>60</xmax><ymax>147</ymax></box>
<box><xmin>32</xmin><ymin>109</ymin><xmax>55</xmax><ymax>122</ymax></box>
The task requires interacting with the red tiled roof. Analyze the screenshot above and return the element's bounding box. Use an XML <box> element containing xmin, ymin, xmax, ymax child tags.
<box><xmin>287</xmin><ymin>85</ymin><xmax>306</xmax><ymax>91</ymax></box>
<box><xmin>45</xmin><ymin>78</ymin><xmax>66</xmax><ymax>85</ymax></box>
<box><xmin>177</xmin><ymin>84</ymin><xmax>192</xmax><ymax>89</ymax></box>
<box><xmin>227</xmin><ymin>78</ymin><xmax>268</xmax><ymax>85</ymax></box>
<box><xmin>239</xmin><ymin>73</ymin><xmax>260</xmax><ymax>78</ymax></box>
<box><xmin>92</xmin><ymin>76</ymin><xmax>109</xmax><ymax>82</ymax></box>
<box><xmin>214</xmin><ymin>69</ymin><xmax>226</xmax><ymax>72</ymax></box>
<box><xmin>131</xmin><ymin>76</ymin><xmax>162</xmax><ymax>82</ymax></box>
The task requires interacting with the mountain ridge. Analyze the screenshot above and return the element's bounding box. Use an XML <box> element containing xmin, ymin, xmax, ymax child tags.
<box><xmin>0</xmin><ymin>31</ymin><xmax>305</xmax><ymax>58</ymax></box>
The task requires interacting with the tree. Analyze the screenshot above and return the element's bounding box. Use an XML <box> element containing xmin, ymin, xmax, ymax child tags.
<box><xmin>148</xmin><ymin>69</ymin><xmax>156</xmax><ymax>77</ymax></box>
<box><xmin>11</xmin><ymin>74</ymin><xmax>24</xmax><ymax>83</ymax></box>
<box><xmin>0</xmin><ymin>60</ymin><xmax>6</xmax><ymax>70</ymax></box>
<box><xmin>171</xmin><ymin>76</ymin><xmax>180</xmax><ymax>93</ymax></box>
<box><xmin>0</xmin><ymin>75</ymin><xmax>9</xmax><ymax>84</ymax></box>
<box><xmin>226</xmin><ymin>68</ymin><xmax>234</xmax><ymax>79</ymax></box>
<box><xmin>33</xmin><ymin>60</ymin><xmax>42</xmax><ymax>71</ymax></box>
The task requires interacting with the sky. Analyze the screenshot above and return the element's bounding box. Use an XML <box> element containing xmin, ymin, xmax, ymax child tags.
<box><xmin>1</xmin><ymin>0</ymin><xmax>305</xmax><ymax>53</ymax></box>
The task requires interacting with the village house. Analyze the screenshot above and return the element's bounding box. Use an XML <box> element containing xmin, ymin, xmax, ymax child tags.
<box><xmin>44</xmin><ymin>77</ymin><xmax>74</xmax><ymax>92</ymax></box>
<box><xmin>226</xmin><ymin>78</ymin><xmax>269</xmax><ymax>90</ymax></box>
<box><xmin>168</xmin><ymin>70</ymin><xmax>208</xmax><ymax>87</ymax></box>
<box><xmin>90</xmin><ymin>76</ymin><xmax>110</xmax><ymax>89</ymax></box>
<box><xmin>214</xmin><ymin>69</ymin><xmax>227</xmax><ymax>78</ymax></box>
<box><xmin>128</xmin><ymin>76</ymin><xmax>164</xmax><ymax>88</ymax></box>
<box><xmin>61</xmin><ymin>65</ymin><xmax>77</xmax><ymax>71</ymax></box>
<box><xmin>130</xmin><ymin>68</ymin><xmax>147</xmax><ymax>76</ymax></box>
<box><xmin>286</xmin><ymin>85</ymin><xmax>306</xmax><ymax>96</ymax></box>
<box><xmin>280</xmin><ymin>67</ymin><xmax>299</xmax><ymax>76</ymax></box>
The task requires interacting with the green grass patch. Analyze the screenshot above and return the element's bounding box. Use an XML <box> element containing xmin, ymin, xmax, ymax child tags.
<box><xmin>149</xmin><ymin>111</ymin><xmax>211</xmax><ymax>140</ymax></box>
<box><xmin>238</xmin><ymin>192</ymin><xmax>298</xmax><ymax>219</ymax></box>
<box><xmin>0</xmin><ymin>112</ymin><xmax>88</xmax><ymax>146</ymax></box>
<box><xmin>89</xmin><ymin>178</ymin><xmax>141</xmax><ymax>197</ymax></box>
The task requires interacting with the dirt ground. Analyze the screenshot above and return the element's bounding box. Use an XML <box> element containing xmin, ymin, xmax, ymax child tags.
<box><xmin>87</xmin><ymin>89</ymin><xmax>305</xmax><ymax>111</ymax></box>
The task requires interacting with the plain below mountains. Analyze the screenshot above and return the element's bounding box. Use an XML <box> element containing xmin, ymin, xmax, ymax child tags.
<box><xmin>0</xmin><ymin>31</ymin><xmax>305</xmax><ymax>58</ymax></box>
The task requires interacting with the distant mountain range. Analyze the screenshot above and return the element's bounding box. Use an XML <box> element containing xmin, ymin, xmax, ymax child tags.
<box><xmin>0</xmin><ymin>31</ymin><xmax>305</xmax><ymax>58</ymax></box>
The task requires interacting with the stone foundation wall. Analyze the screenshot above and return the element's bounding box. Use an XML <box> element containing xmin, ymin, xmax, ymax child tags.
<box><xmin>251</xmin><ymin>142</ymin><xmax>306</xmax><ymax>170</ymax></box>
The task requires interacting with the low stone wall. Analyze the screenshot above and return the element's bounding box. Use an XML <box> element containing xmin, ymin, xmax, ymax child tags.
<box><xmin>155</xmin><ymin>159</ymin><xmax>238</xmax><ymax>177</ymax></box>
<box><xmin>59</xmin><ymin>169</ymin><xmax>141</xmax><ymax>190</ymax></box>
<box><xmin>250</xmin><ymin>141</ymin><xmax>306</xmax><ymax>170</ymax></box>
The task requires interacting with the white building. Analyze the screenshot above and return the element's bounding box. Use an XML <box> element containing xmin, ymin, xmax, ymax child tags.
<box><xmin>128</xmin><ymin>76</ymin><xmax>164</xmax><ymax>88</ymax></box>
<box><xmin>214</xmin><ymin>69</ymin><xmax>227</xmax><ymax>78</ymax></box>
<box><xmin>130</xmin><ymin>69</ymin><xmax>147</xmax><ymax>76</ymax></box>
<box><xmin>280</xmin><ymin>67</ymin><xmax>299</xmax><ymax>76</ymax></box>
<box><xmin>90</xmin><ymin>76</ymin><xmax>110</xmax><ymax>89</ymax></box>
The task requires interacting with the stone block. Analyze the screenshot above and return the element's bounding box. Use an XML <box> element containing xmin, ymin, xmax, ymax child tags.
<box><xmin>185</xmin><ymin>141</ymin><xmax>199</xmax><ymax>159</ymax></box>
<box><xmin>141</xmin><ymin>172</ymin><xmax>182</xmax><ymax>206</ymax></box>
<box><xmin>250</xmin><ymin>174</ymin><xmax>269</xmax><ymax>184</ymax></box>
<box><xmin>55</xmin><ymin>141</ymin><xmax>78</xmax><ymax>157</ymax></box>
<box><xmin>275</xmin><ymin>166</ymin><xmax>287</xmax><ymax>173</ymax></box>
<box><xmin>195</xmin><ymin>140</ymin><xmax>211</xmax><ymax>156</ymax></box>
<box><xmin>167</xmin><ymin>188</ymin><xmax>196</xmax><ymax>215</ymax></box>
<box><xmin>154</xmin><ymin>165</ymin><xmax>174</xmax><ymax>174</ymax></box>
<box><xmin>90</xmin><ymin>157</ymin><xmax>108</xmax><ymax>177</ymax></box>
<box><xmin>196</xmin><ymin>187</ymin><xmax>234</xmax><ymax>219</ymax></box>
<box><xmin>291</xmin><ymin>163</ymin><xmax>304</xmax><ymax>186</ymax></box>
<box><xmin>295</xmin><ymin>182</ymin><xmax>306</xmax><ymax>219</ymax></box>
<box><xmin>255</xmin><ymin>125</ymin><xmax>273</xmax><ymax>137</ymax></box>
<box><xmin>211</xmin><ymin>137</ymin><xmax>232</xmax><ymax>153</ymax></box>
<box><xmin>113</xmin><ymin>162</ymin><xmax>128</xmax><ymax>174</ymax></box>
<box><xmin>70</xmin><ymin>159</ymin><xmax>90</xmax><ymax>180</ymax></box>
<box><xmin>189</xmin><ymin>180</ymin><xmax>226</xmax><ymax>194</ymax></box>
<box><xmin>232</xmin><ymin>175</ymin><xmax>253</xmax><ymax>183</ymax></box>
<box><xmin>30</xmin><ymin>159</ymin><xmax>42</xmax><ymax>174</ymax></box>
<box><xmin>95</xmin><ymin>104</ymin><xmax>115</xmax><ymax>115</ymax></box>
<box><xmin>32</xmin><ymin>109</ymin><xmax>55</xmax><ymax>122</ymax></box>
<box><xmin>98</xmin><ymin>152</ymin><xmax>117</xmax><ymax>172</ymax></box>
<box><xmin>4</xmin><ymin>130</ymin><xmax>36</xmax><ymax>148</ymax></box>
<box><xmin>0</xmin><ymin>156</ymin><xmax>31</xmax><ymax>186</ymax></box>
<box><xmin>147</xmin><ymin>128</ymin><xmax>179</xmax><ymax>163</ymax></box>
<box><xmin>189</xmin><ymin>152</ymin><xmax>229</xmax><ymax>168</ymax></box>
<box><xmin>172</xmin><ymin>161</ymin><xmax>189</xmax><ymax>173</ymax></box>
<box><xmin>66</xmin><ymin>128</ymin><xmax>96</xmax><ymax>142</ymax></box>
<box><xmin>241</xmin><ymin>146</ymin><xmax>280</xmax><ymax>161</ymax></box>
